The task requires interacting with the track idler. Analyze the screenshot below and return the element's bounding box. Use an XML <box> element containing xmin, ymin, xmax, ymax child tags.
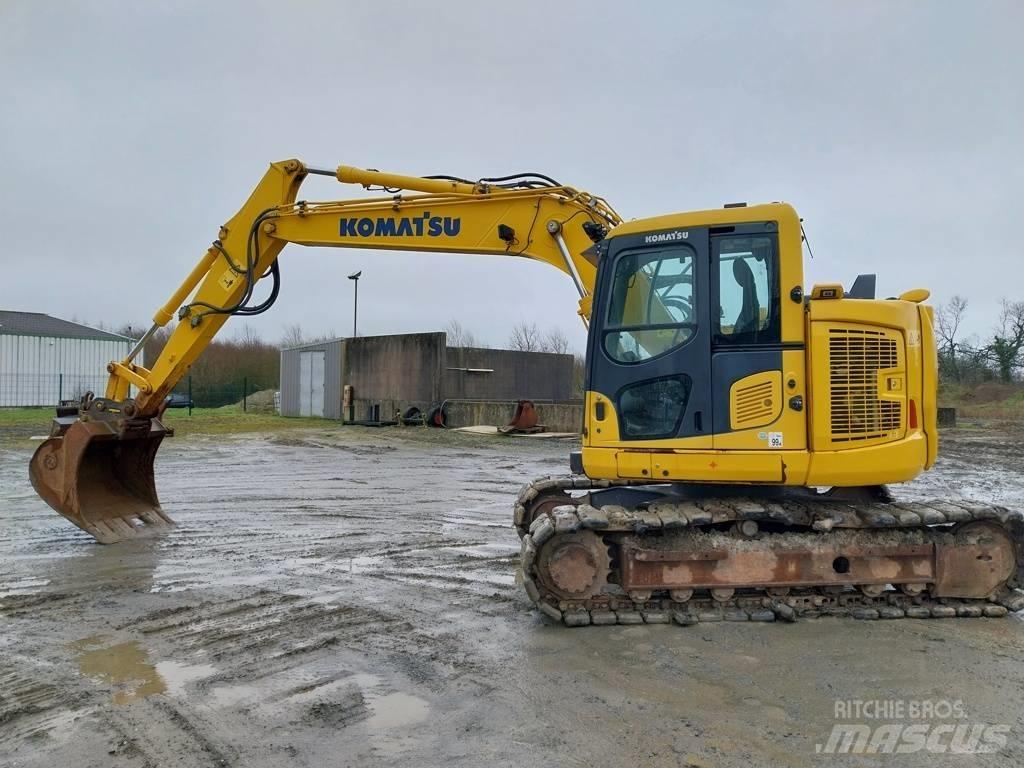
<box><xmin>29</xmin><ymin>396</ymin><xmax>174</xmax><ymax>544</ymax></box>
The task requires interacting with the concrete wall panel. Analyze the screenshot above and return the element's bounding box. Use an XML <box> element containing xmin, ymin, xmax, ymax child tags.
<box><xmin>343</xmin><ymin>333</ymin><xmax>444</xmax><ymax>404</ymax></box>
<box><xmin>443</xmin><ymin>347</ymin><xmax>574</xmax><ymax>402</ymax></box>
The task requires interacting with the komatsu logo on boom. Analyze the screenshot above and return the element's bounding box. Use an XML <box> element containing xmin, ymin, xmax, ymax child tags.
<box><xmin>644</xmin><ymin>230</ymin><xmax>689</xmax><ymax>244</ymax></box>
<box><xmin>339</xmin><ymin>212</ymin><xmax>461</xmax><ymax>238</ymax></box>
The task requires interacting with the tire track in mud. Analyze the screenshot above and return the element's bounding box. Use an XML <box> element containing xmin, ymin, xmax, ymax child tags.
<box><xmin>0</xmin><ymin>663</ymin><xmax>92</xmax><ymax>747</ymax></box>
<box><xmin>0</xmin><ymin>430</ymin><xmax>573</xmax><ymax>764</ymax></box>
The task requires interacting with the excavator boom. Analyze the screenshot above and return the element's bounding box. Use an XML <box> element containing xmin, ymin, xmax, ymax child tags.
<box><xmin>29</xmin><ymin>159</ymin><xmax>620</xmax><ymax>542</ymax></box>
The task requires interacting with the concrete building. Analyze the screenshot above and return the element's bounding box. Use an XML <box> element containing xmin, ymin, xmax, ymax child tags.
<box><xmin>280</xmin><ymin>332</ymin><xmax>580</xmax><ymax>430</ymax></box>
<box><xmin>0</xmin><ymin>310</ymin><xmax>133</xmax><ymax>406</ymax></box>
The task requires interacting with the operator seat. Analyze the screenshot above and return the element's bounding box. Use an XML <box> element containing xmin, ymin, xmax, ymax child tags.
<box><xmin>732</xmin><ymin>258</ymin><xmax>761</xmax><ymax>336</ymax></box>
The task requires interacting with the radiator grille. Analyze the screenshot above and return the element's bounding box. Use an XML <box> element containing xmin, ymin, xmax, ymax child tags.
<box><xmin>734</xmin><ymin>380</ymin><xmax>775</xmax><ymax>427</ymax></box>
<box><xmin>829</xmin><ymin>328</ymin><xmax>901</xmax><ymax>441</ymax></box>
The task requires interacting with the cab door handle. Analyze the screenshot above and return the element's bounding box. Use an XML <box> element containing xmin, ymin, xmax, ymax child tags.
<box><xmin>694</xmin><ymin>411</ymin><xmax>703</xmax><ymax>431</ymax></box>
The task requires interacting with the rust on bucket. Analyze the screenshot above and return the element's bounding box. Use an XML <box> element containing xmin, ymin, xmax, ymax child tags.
<box><xmin>29</xmin><ymin>409</ymin><xmax>174</xmax><ymax>544</ymax></box>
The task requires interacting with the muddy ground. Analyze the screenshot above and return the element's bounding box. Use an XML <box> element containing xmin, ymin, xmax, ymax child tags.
<box><xmin>1</xmin><ymin>424</ymin><xmax>1023</xmax><ymax>767</ymax></box>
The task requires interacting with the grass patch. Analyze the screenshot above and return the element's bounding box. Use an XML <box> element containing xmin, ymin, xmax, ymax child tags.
<box><xmin>940</xmin><ymin>382</ymin><xmax>1024</xmax><ymax>421</ymax></box>
<box><xmin>957</xmin><ymin>397</ymin><xmax>1024</xmax><ymax>421</ymax></box>
<box><xmin>162</xmin><ymin>408</ymin><xmax>335</xmax><ymax>437</ymax></box>
<box><xmin>0</xmin><ymin>406</ymin><xmax>335</xmax><ymax>446</ymax></box>
<box><xmin>0</xmin><ymin>407</ymin><xmax>55</xmax><ymax>438</ymax></box>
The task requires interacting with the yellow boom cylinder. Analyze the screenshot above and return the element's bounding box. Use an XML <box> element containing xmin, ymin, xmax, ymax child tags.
<box><xmin>336</xmin><ymin>166</ymin><xmax>481</xmax><ymax>196</ymax></box>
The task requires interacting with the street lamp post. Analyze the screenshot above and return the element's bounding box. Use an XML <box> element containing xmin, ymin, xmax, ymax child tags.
<box><xmin>347</xmin><ymin>271</ymin><xmax>361</xmax><ymax>337</ymax></box>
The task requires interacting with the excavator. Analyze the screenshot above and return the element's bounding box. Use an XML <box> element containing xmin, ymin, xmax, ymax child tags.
<box><xmin>29</xmin><ymin>159</ymin><xmax>1024</xmax><ymax>625</ymax></box>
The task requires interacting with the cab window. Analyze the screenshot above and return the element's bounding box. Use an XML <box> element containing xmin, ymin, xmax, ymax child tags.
<box><xmin>714</xmin><ymin>235</ymin><xmax>779</xmax><ymax>344</ymax></box>
<box><xmin>604</xmin><ymin>247</ymin><xmax>696</xmax><ymax>364</ymax></box>
<box><xmin>618</xmin><ymin>375</ymin><xmax>692</xmax><ymax>439</ymax></box>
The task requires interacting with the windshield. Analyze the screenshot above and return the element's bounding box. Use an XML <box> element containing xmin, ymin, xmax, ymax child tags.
<box><xmin>604</xmin><ymin>246</ymin><xmax>696</xmax><ymax>364</ymax></box>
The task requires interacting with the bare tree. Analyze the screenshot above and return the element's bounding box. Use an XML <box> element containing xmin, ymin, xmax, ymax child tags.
<box><xmin>508</xmin><ymin>321</ymin><xmax>541</xmax><ymax>352</ymax></box>
<box><xmin>936</xmin><ymin>295</ymin><xmax>968</xmax><ymax>382</ymax></box>
<box><xmin>572</xmin><ymin>353</ymin><xmax>586</xmax><ymax>395</ymax></box>
<box><xmin>936</xmin><ymin>296</ymin><xmax>967</xmax><ymax>354</ymax></box>
<box><xmin>542</xmin><ymin>327</ymin><xmax>571</xmax><ymax>355</ymax></box>
<box><xmin>280</xmin><ymin>323</ymin><xmax>306</xmax><ymax>348</ymax></box>
<box><xmin>987</xmin><ymin>299</ymin><xmax>1024</xmax><ymax>383</ymax></box>
<box><xmin>235</xmin><ymin>323</ymin><xmax>264</xmax><ymax>350</ymax></box>
<box><xmin>113</xmin><ymin>322</ymin><xmax>139</xmax><ymax>341</ymax></box>
<box><xmin>445</xmin><ymin>319</ymin><xmax>478</xmax><ymax>348</ymax></box>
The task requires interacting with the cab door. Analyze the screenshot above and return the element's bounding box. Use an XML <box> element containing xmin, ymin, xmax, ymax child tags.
<box><xmin>709</xmin><ymin>224</ymin><xmax>807</xmax><ymax>451</ymax></box>
<box><xmin>585</xmin><ymin>227</ymin><xmax>713</xmax><ymax>450</ymax></box>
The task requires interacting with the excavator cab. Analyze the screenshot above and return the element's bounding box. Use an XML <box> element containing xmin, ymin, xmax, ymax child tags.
<box><xmin>580</xmin><ymin>207</ymin><xmax>806</xmax><ymax>479</ymax></box>
<box><xmin>580</xmin><ymin>202</ymin><xmax>931</xmax><ymax>488</ymax></box>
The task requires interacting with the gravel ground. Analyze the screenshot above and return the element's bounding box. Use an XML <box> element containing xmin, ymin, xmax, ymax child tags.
<box><xmin>1</xmin><ymin>425</ymin><xmax>1023</xmax><ymax>767</ymax></box>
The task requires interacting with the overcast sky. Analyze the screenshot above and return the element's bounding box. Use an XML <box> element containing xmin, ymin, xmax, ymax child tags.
<box><xmin>2</xmin><ymin>1</ymin><xmax>1021</xmax><ymax>351</ymax></box>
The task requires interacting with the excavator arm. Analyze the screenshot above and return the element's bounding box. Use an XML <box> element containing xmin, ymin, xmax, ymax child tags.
<box><xmin>120</xmin><ymin>159</ymin><xmax>618</xmax><ymax>413</ymax></box>
<box><xmin>29</xmin><ymin>159</ymin><xmax>620</xmax><ymax>542</ymax></box>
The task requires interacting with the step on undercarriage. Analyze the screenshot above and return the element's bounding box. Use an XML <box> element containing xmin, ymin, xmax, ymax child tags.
<box><xmin>514</xmin><ymin>477</ymin><xmax>1024</xmax><ymax>627</ymax></box>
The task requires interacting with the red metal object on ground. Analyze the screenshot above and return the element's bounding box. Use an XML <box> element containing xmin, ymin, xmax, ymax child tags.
<box><xmin>501</xmin><ymin>400</ymin><xmax>540</xmax><ymax>434</ymax></box>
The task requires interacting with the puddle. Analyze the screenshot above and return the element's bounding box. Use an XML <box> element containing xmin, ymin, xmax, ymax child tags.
<box><xmin>210</xmin><ymin>683</ymin><xmax>262</xmax><ymax>707</ymax></box>
<box><xmin>0</xmin><ymin>576</ymin><xmax>51</xmax><ymax>596</ymax></box>
<box><xmin>73</xmin><ymin>638</ymin><xmax>166</xmax><ymax>705</ymax></box>
<box><xmin>71</xmin><ymin>636</ymin><xmax>216</xmax><ymax>704</ymax></box>
<box><xmin>156</xmin><ymin>660</ymin><xmax>217</xmax><ymax>696</ymax></box>
<box><xmin>366</xmin><ymin>691</ymin><xmax>430</xmax><ymax>731</ymax></box>
<box><xmin>334</xmin><ymin>555</ymin><xmax>385</xmax><ymax>574</ymax></box>
<box><xmin>287</xmin><ymin>672</ymin><xmax>429</xmax><ymax>754</ymax></box>
<box><xmin>440</xmin><ymin>515</ymin><xmax>509</xmax><ymax>530</ymax></box>
<box><xmin>347</xmin><ymin>673</ymin><xmax>430</xmax><ymax>734</ymax></box>
<box><xmin>447</xmin><ymin>543</ymin><xmax>517</xmax><ymax>558</ymax></box>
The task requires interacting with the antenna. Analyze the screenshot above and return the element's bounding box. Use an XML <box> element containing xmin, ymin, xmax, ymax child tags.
<box><xmin>799</xmin><ymin>219</ymin><xmax>815</xmax><ymax>260</ymax></box>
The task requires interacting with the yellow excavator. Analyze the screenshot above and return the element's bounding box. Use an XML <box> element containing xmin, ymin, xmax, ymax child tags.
<box><xmin>29</xmin><ymin>159</ymin><xmax>1023</xmax><ymax>625</ymax></box>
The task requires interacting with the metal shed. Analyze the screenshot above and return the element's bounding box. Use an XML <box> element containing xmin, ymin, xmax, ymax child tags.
<box><xmin>0</xmin><ymin>310</ymin><xmax>134</xmax><ymax>406</ymax></box>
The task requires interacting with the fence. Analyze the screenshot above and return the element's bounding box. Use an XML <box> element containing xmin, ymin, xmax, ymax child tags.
<box><xmin>0</xmin><ymin>372</ymin><xmax>276</xmax><ymax>413</ymax></box>
<box><xmin>170</xmin><ymin>376</ymin><xmax>276</xmax><ymax>413</ymax></box>
<box><xmin>0</xmin><ymin>373</ymin><xmax>113</xmax><ymax>407</ymax></box>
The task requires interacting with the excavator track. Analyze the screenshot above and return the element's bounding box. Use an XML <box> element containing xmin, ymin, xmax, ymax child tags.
<box><xmin>514</xmin><ymin>477</ymin><xmax>1024</xmax><ymax>627</ymax></box>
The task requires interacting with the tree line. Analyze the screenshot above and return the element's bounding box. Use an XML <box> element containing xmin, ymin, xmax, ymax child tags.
<box><xmin>937</xmin><ymin>298</ymin><xmax>1024</xmax><ymax>385</ymax></box>
<box><xmin>116</xmin><ymin>323</ymin><xmax>281</xmax><ymax>407</ymax></box>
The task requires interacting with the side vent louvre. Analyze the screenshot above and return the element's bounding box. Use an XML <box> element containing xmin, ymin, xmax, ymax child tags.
<box><xmin>729</xmin><ymin>371</ymin><xmax>782</xmax><ymax>431</ymax></box>
<box><xmin>734</xmin><ymin>380</ymin><xmax>775</xmax><ymax>427</ymax></box>
<box><xmin>828</xmin><ymin>327</ymin><xmax>901</xmax><ymax>442</ymax></box>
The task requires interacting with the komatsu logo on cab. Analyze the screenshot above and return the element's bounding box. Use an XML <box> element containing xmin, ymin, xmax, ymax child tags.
<box><xmin>644</xmin><ymin>230</ymin><xmax>689</xmax><ymax>244</ymax></box>
<box><xmin>339</xmin><ymin>212</ymin><xmax>461</xmax><ymax>238</ymax></box>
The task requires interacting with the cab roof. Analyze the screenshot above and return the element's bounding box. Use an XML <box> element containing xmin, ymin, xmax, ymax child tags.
<box><xmin>610</xmin><ymin>202</ymin><xmax>799</xmax><ymax>238</ymax></box>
